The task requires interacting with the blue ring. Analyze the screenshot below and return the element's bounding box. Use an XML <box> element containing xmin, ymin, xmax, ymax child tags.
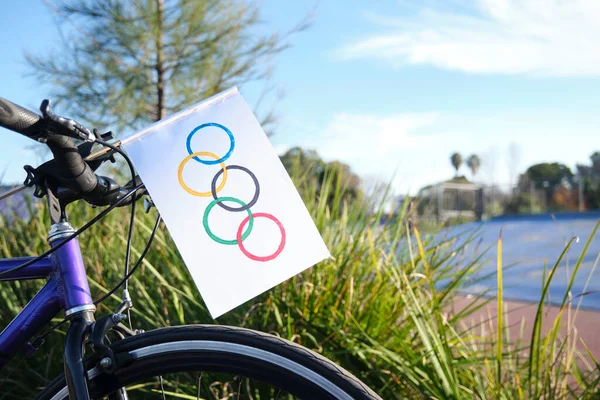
<box><xmin>186</xmin><ymin>123</ymin><xmax>235</xmax><ymax>165</ymax></box>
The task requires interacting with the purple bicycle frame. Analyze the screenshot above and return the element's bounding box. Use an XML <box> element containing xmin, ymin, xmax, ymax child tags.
<box><xmin>0</xmin><ymin>229</ymin><xmax>93</xmax><ymax>370</ymax></box>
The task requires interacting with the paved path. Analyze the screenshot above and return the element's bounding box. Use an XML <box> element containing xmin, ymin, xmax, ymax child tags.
<box><xmin>451</xmin><ymin>296</ymin><xmax>600</xmax><ymax>358</ymax></box>
<box><xmin>445</xmin><ymin>212</ymin><xmax>600</xmax><ymax>310</ymax></box>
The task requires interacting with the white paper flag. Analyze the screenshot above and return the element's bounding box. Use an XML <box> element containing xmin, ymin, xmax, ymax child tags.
<box><xmin>122</xmin><ymin>87</ymin><xmax>330</xmax><ymax>317</ymax></box>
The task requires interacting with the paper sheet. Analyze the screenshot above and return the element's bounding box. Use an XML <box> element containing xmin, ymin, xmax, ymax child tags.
<box><xmin>122</xmin><ymin>87</ymin><xmax>330</xmax><ymax>317</ymax></box>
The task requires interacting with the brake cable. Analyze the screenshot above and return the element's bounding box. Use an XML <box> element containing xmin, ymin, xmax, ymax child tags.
<box><xmin>94</xmin><ymin>137</ymin><xmax>139</xmax><ymax>326</ymax></box>
<box><xmin>94</xmin><ymin>140</ymin><xmax>136</xmax><ymax>285</ymax></box>
<box><xmin>94</xmin><ymin>214</ymin><xmax>162</xmax><ymax>305</ymax></box>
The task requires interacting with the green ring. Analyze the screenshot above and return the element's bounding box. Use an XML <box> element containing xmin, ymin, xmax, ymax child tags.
<box><xmin>203</xmin><ymin>197</ymin><xmax>254</xmax><ymax>245</ymax></box>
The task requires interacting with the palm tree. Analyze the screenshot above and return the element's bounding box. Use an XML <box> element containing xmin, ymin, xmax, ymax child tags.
<box><xmin>467</xmin><ymin>154</ymin><xmax>481</xmax><ymax>180</ymax></box>
<box><xmin>450</xmin><ymin>152</ymin><xmax>463</xmax><ymax>177</ymax></box>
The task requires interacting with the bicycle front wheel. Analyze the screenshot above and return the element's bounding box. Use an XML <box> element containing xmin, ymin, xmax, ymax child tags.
<box><xmin>37</xmin><ymin>325</ymin><xmax>381</xmax><ymax>399</ymax></box>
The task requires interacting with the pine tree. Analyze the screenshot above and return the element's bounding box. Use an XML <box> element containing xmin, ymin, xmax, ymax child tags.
<box><xmin>28</xmin><ymin>0</ymin><xmax>308</xmax><ymax>133</ymax></box>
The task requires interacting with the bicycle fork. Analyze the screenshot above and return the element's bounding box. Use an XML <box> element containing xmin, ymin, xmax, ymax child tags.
<box><xmin>64</xmin><ymin>311</ymin><xmax>94</xmax><ymax>399</ymax></box>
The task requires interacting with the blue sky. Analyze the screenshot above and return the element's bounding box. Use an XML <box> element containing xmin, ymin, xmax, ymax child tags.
<box><xmin>1</xmin><ymin>0</ymin><xmax>599</xmax><ymax>194</ymax></box>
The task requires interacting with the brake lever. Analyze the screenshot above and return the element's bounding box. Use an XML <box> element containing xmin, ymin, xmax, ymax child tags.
<box><xmin>40</xmin><ymin>99</ymin><xmax>96</xmax><ymax>142</ymax></box>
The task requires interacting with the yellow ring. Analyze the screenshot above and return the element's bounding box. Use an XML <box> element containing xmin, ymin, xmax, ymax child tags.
<box><xmin>178</xmin><ymin>151</ymin><xmax>228</xmax><ymax>197</ymax></box>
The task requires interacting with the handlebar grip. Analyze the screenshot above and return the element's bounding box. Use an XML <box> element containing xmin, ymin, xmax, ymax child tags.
<box><xmin>46</xmin><ymin>134</ymin><xmax>98</xmax><ymax>194</ymax></box>
<box><xmin>0</xmin><ymin>97</ymin><xmax>46</xmax><ymax>139</ymax></box>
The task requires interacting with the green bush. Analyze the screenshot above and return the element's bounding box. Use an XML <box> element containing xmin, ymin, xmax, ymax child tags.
<box><xmin>1</xmin><ymin>163</ymin><xmax>599</xmax><ymax>398</ymax></box>
<box><xmin>504</xmin><ymin>193</ymin><xmax>543</xmax><ymax>214</ymax></box>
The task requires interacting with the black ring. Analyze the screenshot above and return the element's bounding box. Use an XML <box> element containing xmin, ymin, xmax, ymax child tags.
<box><xmin>211</xmin><ymin>165</ymin><xmax>260</xmax><ymax>212</ymax></box>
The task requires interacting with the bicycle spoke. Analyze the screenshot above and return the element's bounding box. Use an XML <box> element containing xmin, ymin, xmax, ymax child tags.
<box><xmin>159</xmin><ymin>375</ymin><xmax>166</xmax><ymax>400</ymax></box>
<box><xmin>197</xmin><ymin>372</ymin><xmax>202</xmax><ymax>400</ymax></box>
<box><xmin>236</xmin><ymin>375</ymin><xmax>242</xmax><ymax>400</ymax></box>
<box><xmin>244</xmin><ymin>377</ymin><xmax>255</xmax><ymax>400</ymax></box>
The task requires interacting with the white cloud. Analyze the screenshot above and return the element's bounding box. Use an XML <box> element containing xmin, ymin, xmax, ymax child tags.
<box><xmin>336</xmin><ymin>0</ymin><xmax>600</xmax><ymax>76</ymax></box>
<box><xmin>294</xmin><ymin>112</ymin><xmax>457</xmax><ymax>194</ymax></box>
<box><xmin>315</xmin><ymin>112</ymin><xmax>440</xmax><ymax>161</ymax></box>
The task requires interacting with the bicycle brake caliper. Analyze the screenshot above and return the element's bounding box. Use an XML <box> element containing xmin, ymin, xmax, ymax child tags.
<box><xmin>90</xmin><ymin>313</ymin><xmax>128</xmax><ymax>374</ymax></box>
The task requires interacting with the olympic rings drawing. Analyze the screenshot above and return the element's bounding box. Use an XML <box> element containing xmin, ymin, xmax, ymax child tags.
<box><xmin>203</xmin><ymin>197</ymin><xmax>253</xmax><ymax>245</ymax></box>
<box><xmin>177</xmin><ymin>123</ymin><xmax>286</xmax><ymax>261</ymax></box>
<box><xmin>237</xmin><ymin>213</ymin><xmax>286</xmax><ymax>261</ymax></box>
<box><xmin>187</xmin><ymin>123</ymin><xmax>235</xmax><ymax>164</ymax></box>
<box><xmin>211</xmin><ymin>165</ymin><xmax>259</xmax><ymax>212</ymax></box>
<box><xmin>178</xmin><ymin>151</ymin><xmax>227</xmax><ymax>197</ymax></box>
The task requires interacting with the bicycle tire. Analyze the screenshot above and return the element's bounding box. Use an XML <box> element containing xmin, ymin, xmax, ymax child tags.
<box><xmin>36</xmin><ymin>325</ymin><xmax>381</xmax><ymax>399</ymax></box>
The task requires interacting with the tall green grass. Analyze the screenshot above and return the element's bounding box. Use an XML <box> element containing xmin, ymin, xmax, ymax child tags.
<box><xmin>1</xmin><ymin>162</ymin><xmax>599</xmax><ymax>398</ymax></box>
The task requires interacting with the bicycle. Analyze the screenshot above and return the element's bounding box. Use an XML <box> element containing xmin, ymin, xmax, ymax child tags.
<box><xmin>0</xmin><ymin>97</ymin><xmax>382</xmax><ymax>399</ymax></box>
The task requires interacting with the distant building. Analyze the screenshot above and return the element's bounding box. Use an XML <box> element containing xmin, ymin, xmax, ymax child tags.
<box><xmin>415</xmin><ymin>176</ymin><xmax>483</xmax><ymax>223</ymax></box>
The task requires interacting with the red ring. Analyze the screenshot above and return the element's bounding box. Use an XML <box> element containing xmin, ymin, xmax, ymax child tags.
<box><xmin>236</xmin><ymin>213</ymin><xmax>286</xmax><ymax>261</ymax></box>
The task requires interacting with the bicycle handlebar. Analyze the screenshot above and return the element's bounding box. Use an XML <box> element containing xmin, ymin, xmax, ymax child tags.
<box><xmin>0</xmin><ymin>96</ymin><xmax>101</xmax><ymax>197</ymax></box>
<box><xmin>0</xmin><ymin>97</ymin><xmax>47</xmax><ymax>140</ymax></box>
<box><xmin>0</xmin><ymin>96</ymin><xmax>140</xmax><ymax>207</ymax></box>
